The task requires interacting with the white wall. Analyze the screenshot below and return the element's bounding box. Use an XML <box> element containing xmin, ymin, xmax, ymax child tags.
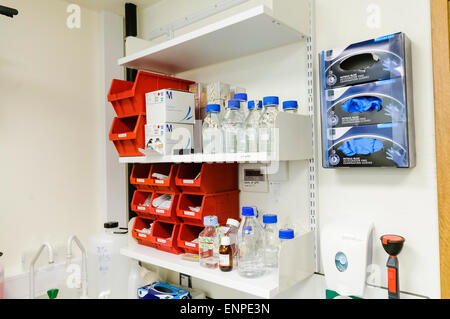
<box><xmin>138</xmin><ymin>0</ymin><xmax>441</xmax><ymax>299</ymax></box>
<box><xmin>314</xmin><ymin>0</ymin><xmax>440</xmax><ymax>299</ymax></box>
<box><xmin>0</xmin><ymin>0</ymin><xmax>104</xmax><ymax>274</ymax></box>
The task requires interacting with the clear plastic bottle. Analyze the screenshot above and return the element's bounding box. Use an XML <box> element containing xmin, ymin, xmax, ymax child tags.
<box><xmin>234</xmin><ymin>93</ymin><xmax>248</xmax><ymax>119</ymax></box>
<box><xmin>202</xmin><ymin>104</ymin><xmax>224</xmax><ymax>154</ymax></box>
<box><xmin>238</xmin><ymin>207</ymin><xmax>265</xmax><ymax>278</ymax></box>
<box><xmin>259</xmin><ymin>96</ymin><xmax>280</xmax><ymax>153</ymax></box>
<box><xmin>87</xmin><ymin>222</ymin><xmax>129</xmax><ymax>299</ymax></box>
<box><xmin>262</xmin><ymin>214</ymin><xmax>279</xmax><ymax>269</ymax></box>
<box><xmin>222</xmin><ymin>100</ymin><xmax>246</xmax><ymax>153</ymax></box>
<box><xmin>224</xmin><ymin>218</ymin><xmax>240</xmax><ymax>265</ymax></box>
<box><xmin>282</xmin><ymin>100</ymin><xmax>299</xmax><ymax>114</ymax></box>
<box><xmin>245</xmin><ymin>101</ymin><xmax>262</xmax><ymax>153</ymax></box>
<box><xmin>199</xmin><ymin>216</ymin><xmax>219</xmax><ymax>269</ymax></box>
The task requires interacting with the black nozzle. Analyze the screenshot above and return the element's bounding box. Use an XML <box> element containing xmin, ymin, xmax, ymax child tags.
<box><xmin>381</xmin><ymin>234</ymin><xmax>405</xmax><ymax>256</ymax></box>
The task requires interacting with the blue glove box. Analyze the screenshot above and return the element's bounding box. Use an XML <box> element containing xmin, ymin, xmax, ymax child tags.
<box><xmin>323</xmin><ymin>78</ymin><xmax>408</xmax><ymax>128</ymax></box>
<box><xmin>320</xmin><ymin>32</ymin><xmax>409</xmax><ymax>89</ymax></box>
<box><xmin>323</xmin><ymin>123</ymin><xmax>414</xmax><ymax>168</ymax></box>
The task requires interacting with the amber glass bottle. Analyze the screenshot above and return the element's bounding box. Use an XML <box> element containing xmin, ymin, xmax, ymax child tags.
<box><xmin>219</xmin><ymin>236</ymin><xmax>233</xmax><ymax>272</ymax></box>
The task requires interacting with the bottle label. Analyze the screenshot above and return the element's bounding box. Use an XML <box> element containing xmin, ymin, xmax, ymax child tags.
<box><xmin>219</xmin><ymin>254</ymin><xmax>230</xmax><ymax>266</ymax></box>
<box><xmin>199</xmin><ymin>236</ymin><xmax>214</xmax><ymax>251</ymax></box>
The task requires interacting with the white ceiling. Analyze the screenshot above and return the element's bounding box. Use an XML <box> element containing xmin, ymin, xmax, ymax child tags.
<box><xmin>65</xmin><ymin>0</ymin><xmax>162</xmax><ymax>15</ymax></box>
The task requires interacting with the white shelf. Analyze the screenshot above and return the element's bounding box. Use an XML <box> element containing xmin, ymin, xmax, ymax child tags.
<box><xmin>121</xmin><ymin>244</ymin><xmax>279</xmax><ymax>298</ymax></box>
<box><xmin>119</xmin><ymin>113</ymin><xmax>313</xmax><ymax>164</ymax></box>
<box><xmin>119</xmin><ymin>5</ymin><xmax>305</xmax><ymax>74</ymax></box>
<box><xmin>121</xmin><ymin>231</ymin><xmax>315</xmax><ymax>299</ymax></box>
<box><xmin>119</xmin><ymin>152</ymin><xmax>276</xmax><ymax>164</ymax></box>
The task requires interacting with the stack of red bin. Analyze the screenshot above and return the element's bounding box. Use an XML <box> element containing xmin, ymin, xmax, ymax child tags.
<box><xmin>131</xmin><ymin>162</ymin><xmax>239</xmax><ymax>255</ymax></box>
<box><xmin>107</xmin><ymin>71</ymin><xmax>194</xmax><ymax>157</ymax></box>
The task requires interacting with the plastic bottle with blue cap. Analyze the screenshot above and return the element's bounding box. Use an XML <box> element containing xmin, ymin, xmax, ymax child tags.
<box><xmin>245</xmin><ymin>100</ymin><xmax>263</xmax><ymax>152</ymax></box>
<box><xmin>202</xmin><ymin>104</ymin><xmax>224</xmax><ymax>154</ymax></box>
<box><xmin>263</xmin><ymin>214</ymin><xmax>279</xmax><ymax>269</ymax></box>
<box><xmin>237</xmin><ymin>207</ymin><xmax>265</xmax><ymax>278</ymax></box>
<box><xmin>259</xmin><ymin>96</ymin><xmax>280</xmax><ymax>153</ymax></box>
<box><xmin>222</xmin><ymin>100</ymin><xmax>246</xmax><ymax>153</ymax></box>
<box><xmin>283</xmin><ymin>100</ymin><xmax>299</xmax><ymax>114</ymax></box>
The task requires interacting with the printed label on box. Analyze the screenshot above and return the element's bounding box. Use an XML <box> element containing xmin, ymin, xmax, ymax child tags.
<box><xmin>183</xmin><ymin>180</ymin><xmax>194</xmax><ymax>184</ymax></box>
<box><xmin>136</xmin><ymin>178</ymin><xmax>145</xmax><ymax>183</ymax></box>
<box><xmin>137</xmin><ymin>206</ymin><xmax>146</xmax><ymax>211</ymax></box>
<box><xmin>155</xmin><ymin>180</ymin><xmax>164</xmax><ymax>184</ymax></box>
<box><xmin>118</xmin><ymin>133</ymin><xmax>127</xmax><ymax>138</ymax></box>
<box><xmin>138</xmin><ymin>233</ymin><xmax>146</xmax><ymax>238</ymax></box>
<box><xmin>184</xmin><ymin>211</ymin><xmax>195</xmax><ymax>216</ymax></box>
<box><xmin>157</xmin><ymin>238</ymin><xmax>167</xmax><ymax>244</ymax></box>
<box><xmin>185</xmin><ymin>242</ymin><xmax>196</xmax><ymax>248</ymax></box>
<box><xmin>156</xmin><ymin>209</ymin><xmax>164</xmax><ymax>214</ymax></box>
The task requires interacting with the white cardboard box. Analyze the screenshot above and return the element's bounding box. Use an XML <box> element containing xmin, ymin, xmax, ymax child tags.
<box><xmin>146</xmin><ymin>89</ymin><xmax>195</xmax><ymax>125</ymax></box>
<box><xmin>145</xmin><ymin>123</ymin><xmax>194</xmax><ymax>156</ymax></box>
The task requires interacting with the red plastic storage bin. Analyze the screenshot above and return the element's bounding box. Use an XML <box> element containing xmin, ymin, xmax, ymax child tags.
<box><xmin>130</xmin><ymin>190</ymin><xmax>155</xmax><ymax>219</ymax></box>
<box><xmin>149</xmin><ymin>163</ymin><xmax>180</xmax><ymax>192</ymax></box>
<box><xmin>150</xmin><ymin>221</ymin><xmax>183</xmax><ymax>254</ymax></box>
<box><xmin>150</xmin><ymin>192</ymin><xmax>180</xmax><ymax>223</ymax></box>
<box><xmin>177</xmin><ymin>223</ymin><xmax>203</xmax><ymax>254</ymax></box>
<box><xmin>132</xmin><ymin>217</ymin><xmax>156</xmax><ymax>248</ymax></box>
<box><xmin>109</xmin><ymin>115</ymin><xmax>146</xmax><ymax>157</ymax></box>
<box><xmin>175</xmin><ymin>163</ymin><xmax>238</xmax><ymax>194</ymax></box>
<box><xmin>130</xmin><ymin>164</ymin><xmax>152</xmax><ymax>190</ymax></box>
<box><xmin>176</xmin><ymin>191</ymin><xmax>240</xmax><ymax>226</ymax></box>
<box><xmin>107</xmin><ymin>71</ymin><xmax>195</xmax><ymax>118</ymax></box>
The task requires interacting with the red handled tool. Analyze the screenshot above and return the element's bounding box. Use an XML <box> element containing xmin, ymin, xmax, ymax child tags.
<box><xmin>380</xmin><ymin>235</ymin><xmax>405</xmax><ymax>299</ymax></box>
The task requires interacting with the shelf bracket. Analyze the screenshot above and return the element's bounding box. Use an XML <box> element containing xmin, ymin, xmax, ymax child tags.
<box><xmin>147</xmin><ymin>0</ymin><xmax>250</xmax><ymax>40</ymax></box>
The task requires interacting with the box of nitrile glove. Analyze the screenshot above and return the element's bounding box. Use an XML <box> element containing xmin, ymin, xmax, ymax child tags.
<box><xmin>323</xmin><ymin>78</ymin><xmax>408</xmax><ymax>128</ymax></box>
<box><xmin>323</xmin><ymin>123</ymin><xmax>415</xmax><ymax>168</ymax></box>
<box><xmin>138</xmin><ymin>282</ymin><xmax>191</xmax><ymax>299</ymax></box>
<box><xmin>319</xmin><ymin>32</ymin><xmax>410</xmax><ymax>89</ymax></box>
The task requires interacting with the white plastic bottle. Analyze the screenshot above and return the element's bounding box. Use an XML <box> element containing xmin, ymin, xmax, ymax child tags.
<box><xmin>127</xmin><ymin>260</ymin><xmax>144</xmax><ymax>299</ymax></box>
<box><xmin>262</xmin><ymin>214</ymin><xmax>279</xmax><ymax>269</ymax></box>
<box><xmin>283</xmin><ymin>100</ymin><xmax>299</xmax><ymax>114</ymax></box>
<box><xmin>87</xmin><ymin>222</ymin><xmax>129</xmax><ymax>299</ymax></box>
<box><xmin>222</xmin><ymin>100</ymin><xmax>246</xmax><ymax>153</ymax></box>
<box><xmin>259</xmin><ymin>96</ymin><xmax>280</xmax><ymax>153</ymax></box>
<box><xmin>202</xmin><ymin>104</ymin><xmax>224</xmax><ymax>154</ymax></box>
<box><xmin>238</xmin><ymin>207</ymin><xmax>265</xmax><ymax>278</ymax></box>
<box><xmin>245</xmin><ymin>100</ymin><xmax>262</xmax><ymax>153</ymax></box>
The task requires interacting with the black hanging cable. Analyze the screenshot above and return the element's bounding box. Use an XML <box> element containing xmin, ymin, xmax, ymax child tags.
<box><xmin>0</xmin><ymin>5</ymin><xmax>18</xmax><ymax>18</ymax></box>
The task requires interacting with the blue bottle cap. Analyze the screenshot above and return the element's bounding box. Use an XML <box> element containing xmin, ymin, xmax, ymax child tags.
<box><xmin>242</xmin><ymin>206</ymin><xmax>256</xmax><ymax>217</ymax></box>
<box><xmin>263</xmin><ymin>96</ymin><xmax>279</xmax><ymax>106</ymax></box>
<box><xmin>282</xmin><ymin>100</ymin><xmax>298</xmax><ymax>110</ymax></box>
<box><xmin>203</xmin><ymin>215</ymin><xmax>218</xmax><ymax>226</ymax></box>
<box><xmin>263</xmin><ymin>214</ymin><xmax>278</xmax><ymax>224</ymax></box>
<box><xmin>279</xmin><ymin>228</ymin><xmax>294</xmax><ymax>239</ymax></box>
<box><xmin>227</xmin><ymin>99</ymin><xmax>241</xmax><ymax>109</ymax></box>
<box><xmin>234</xmin><ymin>93</ymin><xmax>248</xmax><ymax>101</ymax></box>
<box><xmin>248</xmin><ymin>100</ymin><xmax>262</xmax><ymax>110</ymax></box>
<box><xmin>206</xmin><ymin>104</ymin><xmax>221</xmax><ymax>113</ymax></box>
